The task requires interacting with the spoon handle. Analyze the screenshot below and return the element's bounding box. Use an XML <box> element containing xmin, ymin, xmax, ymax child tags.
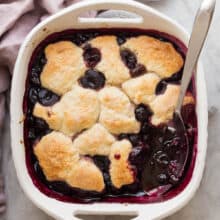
<box><xmin>176</xmin><ymin>0</ymin><xmax>216</xmax><ymax>113</ymax></box>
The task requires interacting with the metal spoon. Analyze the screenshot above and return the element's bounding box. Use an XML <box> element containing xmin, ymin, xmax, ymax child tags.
<box><xmin>143</xmin><ymin>0</ymin><xmax>215</xmax><ymax>193</ymax></box>
<box><xmin>176</xmin><ymin>0</ymin><xmax>216</xmax><ymax>115</ymax></box>
<box><xmin>173</xmin><ymin>0</ymin><xmax>216</xmax><ymax>177</ymax></box>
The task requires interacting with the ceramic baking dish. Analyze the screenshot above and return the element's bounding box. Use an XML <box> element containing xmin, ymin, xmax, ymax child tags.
<box><xmin>10</xmin><ymin>0</ymin><xmax>208</xmax><ymax>219</ymax></box>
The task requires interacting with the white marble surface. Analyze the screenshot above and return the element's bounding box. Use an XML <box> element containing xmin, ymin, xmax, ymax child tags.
<box><xmin>1</xmin><ymin>0</ymin><xmax>220</xmax><ymax>219</ymax></box>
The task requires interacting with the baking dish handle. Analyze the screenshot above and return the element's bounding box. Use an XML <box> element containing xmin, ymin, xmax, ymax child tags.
<box><xmin>59</xmin><ymin>215</ymin><xmax>153</xmax><ymax>220</ymax></box>
<box><xmin>68</xmin><ymin>0</ymin><xmax>159</xmax><ymax>25</ymax></box>
<box><xmin>58</xmin><ymin>214</ymin><xmax>81</xmax><ymax>220</ymax></box>
<box><xmin>59</xmin><ymin>216</ymin><xmax>153</xmax><ymax>220</ymax></box>
<box><xmin>58</xmin><ymin>211</ymin><xmax>154</xmax><ymax>220</ymax></box>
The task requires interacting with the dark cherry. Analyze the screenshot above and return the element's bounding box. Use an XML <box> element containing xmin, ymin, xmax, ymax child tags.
<box><xmin>30</xmin><ymin>71</ymin><xmax>41</xmax><ymax>85</ymax></box>
<box><xmin>153</xmin><ymin>150</ymin><xmax>169</xmax><ymax>167</ymax></box>
<box><xmin>34</xmin><ymin>160</ymin><xmax>46</xmax><ymax>179</ymax></box>
<box><xmin>135</xmin><ymin>104</ymin><xmax>152</xmax><ymax>122</ymax></box>
<box><xmin>157</xmin><ymin>173</ymin><xmax>168</xmax><ymax>184</ymax></box>
<box><xmin>129</xmin><ymin>146</ymin><xmax>148</xmax><ymax>168</ymax></box>
<box><xmin>120</xmin><ymin>49</ymin><xmax>147</xmax><ymax>78</ymax></box>
<box><xmin>116</xmin><ymin>32</ymin><xmax>133</xmax><ymax>45</ymax></box>
<box><xmin>28</xmin><ymin>87</ymin><xmax>39</xmax><ymax>104</ymax></box>
<box><xmin>30</xmin><ymin>60</ymin><xmax>42</xmax><ymax>79</ymax></box>
<box><xmin>83</xmin><ymin>45</ymin><xmax>101</xmax><ymax>68</ymax></box>
<box><xmin>31</xmin><ymin>52</ymin><xmax>46</xmax><ymax>74</ymax></box>
<box><xmin>117</xmin><ymin>36</ymin><xmax>126</xmax><ymax>45</ymax></box>
<box><xmin>26</xmin><ymin>116</ymin><xmax>50</xmax><ymax>141</ymax></box>
<box><xmin>114</xmin><ymin>154</ymin><xmax>121</xmax><ymax>160</ymax></box>
<box><xmin>142</xmin><ymin>134</ymin><xmax>150</xmax><ymax>142</ymax></box>
<box><xmin>93</xmin><ymin>156</ymin><xmax>110</xmax><ymax>172</ymax></box>
<box><xmin>169</xmin><ymin>174</ymin><xmax>179</xmax><ymax>184</ymax></box>
<box><xmin>49</xmin><ymin>181</ymin><xmax>73</xmax><ymax>195</ymax></box>
<box><xmin>71</xmin><ymin>32</ymin><xmax>98</xmax><ymax>46</ymax></box>
<box><xmin>168</xmin><ymin>160</ymin><xmax>180</xmax><ymax>177</ymax></box>
<box><xmin>141</xmin><ymin>122</ymin><xmax>152</xmax><ymax>134</ymax></box>
<box><xmin>35</xmin><ymin>52</ymin><xmax>46</xmax><ymax>63</ymax></box>
<box><xmin>79</xmin><ymin>69</ymin><xmax>105</xmax><ymax>90</ymax></box>
<box><xmin>38</xmin><ymin>89</ymin><xmax>48</xmax><ymax>99</ymax></box>
<box><xmin>120</xmin><ymin>49</ymin><xmax>137</xmax><ymax>69</ymax></box>
<box><xmin>72</xmin><ymin>34</ymin><xmax>88</xmax><ymax>45</ymax></box>
<box><xmin>165</xmin><ymin>70</ymin><xmax>183</xmax><ymax>84</ymax></box>
<box><xmin>40</xmin><ymin>56</ymin><xmax>47</xmax><ymax>66</ymax></box>
<box><xmin>92</xmin><ymin>156</ymin><xmax>111</xmax><ymax>188</ymax></box>
<box><xmin>164</xmin><ymin>136</ymin><xmax>181</xmax><ymax>149</ymax></box>
<box><xmin>28</xmin><ymin>128</ymin><xmax>36</xmax><ymax>140</ymax></box>
<box><xmin>130</xmin><ymin>64</ymin><xmax>146</xmax><ymax>77</ymax></box>
<box><xmin>155</xmin><ymin>80</ymin><xmax>167</xmax><ymax>95</ymax></box>
<box><xmin>129</xmin><ymin>134</ymin><xmax>142</xmax><ymax>146</ymax></box>
<box><xmin>103</xmin><ymin>172</ymin><xmax>112</xmax><ymax>188</ymax></box>
<box><xmin>38</xmin><ymin>88</ymin><xmax>60</xmax><ymax>106</ymax></box>
<box><xmin>34</xmin><ymin>117</ymin><xmax>49</xmax><ymax>131</ymax></box>
<box><xmin>27</xmin><ymin>115</ymin><xmax>35</xmax><ymax>126</ymax></box>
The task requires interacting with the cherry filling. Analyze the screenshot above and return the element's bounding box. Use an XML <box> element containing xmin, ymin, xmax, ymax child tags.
<box><xmin>141</xmin><ymin>125</ymin><xmax>186</xmax><ymax>190</ymax></box>
<box><xmin>155</xmin><ymin>69</ymin><xmax>185</xmax><ymax>95</ymax></box>
<box><xmin>79</xmin><ymin>69</ymin><xmax>106</xmax><ymax>90</ymax></box>
<box><xmin>155</xmin><ymin>80</ymin><xmax>167</xmax><ymax>95</ymax></box>
<box><xmin>165</xmin><ymin>69</ymin><xmax>183</xmax><ymax>84</ymax></box>
<box><xmin>28</xmin><ymin>87</ymin><xmax>60</xmax><ymax>106</ymax></box>
<box><xmin>69</xmin><ymin>32</ymin><xmax>99</xmax><ymax>46</ymax></box>
<box><xmin>135</xmin><ymin>104</ymin><xmax>153</xmax><ymax>122</ymax></box>
<box><xmin>120</xmin><ymin>49</ymin><xmax>137</xmax><ymax>69</ymax></box>
<box><xmin>120</xmin><ymin>49</ymin><xmax>146</xmax><ymax>77</ymax></box>
<box><xmin>116</xmin><ymin>32</ymin><xmax>134</xmax><ymax>45</ymax></box>
<box><xmin>23</xmin><ymin>29</ymin><xmax>197</xmax><ymax>204</ymax></box>
<box><xmin>83</xmin><ymin>44</ymin><xmax>101</xmax><ymax>68</ymax></box>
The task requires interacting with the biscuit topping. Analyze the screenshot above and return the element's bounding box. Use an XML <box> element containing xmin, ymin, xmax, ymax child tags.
<box><xmin>24</xmin><ymin>30</ymin><xmax>196</xmax><ymax>200</ymax></box>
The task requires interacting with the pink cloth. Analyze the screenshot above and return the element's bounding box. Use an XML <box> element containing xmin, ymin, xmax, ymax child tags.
<box><xmin>0</xmin><ymin>0</ymin><xmax>95</xmax><ymax>213</ymax></box>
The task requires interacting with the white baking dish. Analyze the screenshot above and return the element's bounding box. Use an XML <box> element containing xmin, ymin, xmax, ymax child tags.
<box><xmin>10</xmin><ymin>0</ymin><xmax>208</xmax><ymax>219</ymax></box>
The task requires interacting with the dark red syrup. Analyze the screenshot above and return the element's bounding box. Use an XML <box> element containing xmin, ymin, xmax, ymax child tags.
<box><xmin>23</xmin><ymin>28</ymin><xmax>197</xmax><ymax>204</ymax></box>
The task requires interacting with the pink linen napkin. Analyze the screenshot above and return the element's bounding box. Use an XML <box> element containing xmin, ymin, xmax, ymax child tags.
<box><xmin>0</xmin><ymin>0</ymin><xmax>95</xmax><ymax>214</ymax></box>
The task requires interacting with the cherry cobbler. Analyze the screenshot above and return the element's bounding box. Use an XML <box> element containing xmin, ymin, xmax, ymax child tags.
<box><xmin>23</xmin><ymin>29</ymin><xmax>197</xmax><ymax>203</ymax></box>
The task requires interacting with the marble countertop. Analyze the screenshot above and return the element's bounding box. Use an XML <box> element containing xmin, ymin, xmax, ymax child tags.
<box><xmin>1</xmin><ymin>0</ymin><xmax>220</xmax><ymax>219</ymax></box>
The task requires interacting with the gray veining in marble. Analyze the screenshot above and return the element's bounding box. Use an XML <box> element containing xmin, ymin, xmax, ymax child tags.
<box><xmin>1</xmin><ymin>0</ymin><xmax>220</xmax><ymax>219</ymax></box>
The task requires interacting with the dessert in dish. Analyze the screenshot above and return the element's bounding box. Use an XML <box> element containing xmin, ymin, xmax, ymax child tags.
<box><xmin>23</xmin><ymin>29</ymin><xmax>197</xmax><ymax>203</ymax></box>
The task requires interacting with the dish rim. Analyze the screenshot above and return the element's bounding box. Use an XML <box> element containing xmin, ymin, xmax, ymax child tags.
<box><xmin>10</xmin><ymin>0</ymin><xmax>208</xmax><ymax>219</ymax></box>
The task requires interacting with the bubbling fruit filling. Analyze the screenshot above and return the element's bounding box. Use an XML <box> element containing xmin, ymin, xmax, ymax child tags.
<box><xmin>23</xmin><ymin>29</ymin><xmax>197</xmax><ymax>203</ymax></box>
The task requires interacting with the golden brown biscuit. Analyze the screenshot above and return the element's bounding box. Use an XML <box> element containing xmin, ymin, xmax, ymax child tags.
<box><xmin>67</xmin><ymin>157</ymin><xmax>105</xmax><ymax>192</ymax></box>
<box><xmin>41</xmin><ymin>41</ymin><xmax>86</xmax><ymax>95</ymax></box>
<box><xmin>109</xmin><ymin>140</ymin><xmax>135</xmax><ymax>188</ymax></box>
<box><xmin>34</xmin><ymin>131</ymin><xmax>105</xmax><ymax>192</ymax></box>
<box><xmin>123</xmin><ymin>36</ymin><xmax>184</xmax><ymax>78</ymax></box>
<box><xmin>34</xmin><ymin>131</ymin><xmax>79</xmax><ymax>181</ymax></box>
<box><xmin>98</xmin><ymin>86</ymin><xmax>140</xmax><ymax>134</ymax></box>
<box><xmin>122</xmin><ymin>73</ymin><xmax>160</xmax><ymax>105</ymax></box>
<box><xmin>33</xmin><ymin>85</ymin><xmax>100</xmax><ymax>136</ymax></box>
<box><xmin>90</xmin><ymin>36</ymin><xmax>130</xmax><ymax>85</ymax></box>
<box><xmin>99</xmin><ymin>108</ymin><xmax>140</xmax><ymax>135</ymax></box>
<box><xmin>150</xmin><ymin>85</ymin><xmax>195</xmax><ymax>125</ymax></box>
<box><xmin>73</xmin><ymin>123</ymin><xmax>115</xmax><ymax>156</ymax></box>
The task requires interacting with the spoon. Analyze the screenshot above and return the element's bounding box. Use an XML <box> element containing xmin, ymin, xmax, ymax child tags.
<box><xmin>143</xmin><ymin>0</ymin><xmax>215</xmax><ymax>193</ymax></box>
<box><xmin>173</xmin><ymin>0</ymin><xmax>216</xmax><ymax>177</ymax></box>
<box><xmin>176</xmin><ymin>0</ymin><xmax>216</xmax><ymax>116</ymax></box>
